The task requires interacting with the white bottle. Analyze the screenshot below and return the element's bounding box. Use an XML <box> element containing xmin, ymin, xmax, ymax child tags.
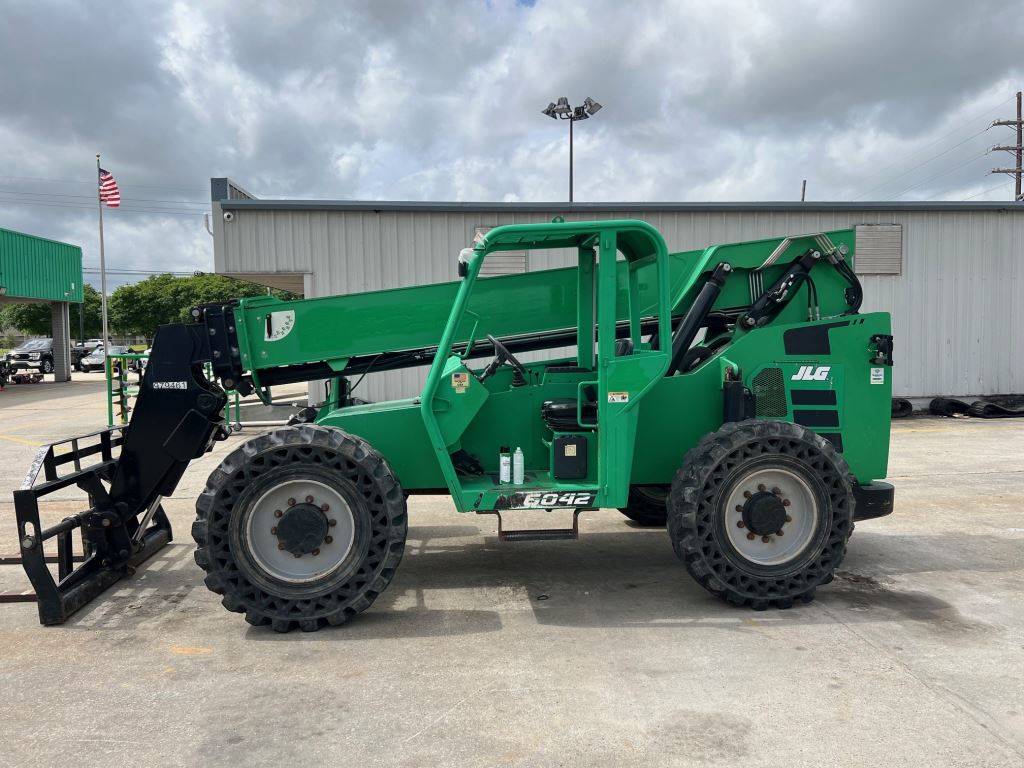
<box><xmin>499</xmin><ymin>447</ymin><xmax>511</xmax><ymax>483</ymax></box>
<box><xmin>513</xmin><ymin>447</ymin><xmax>525</xmax><ymax>485</ymax></box>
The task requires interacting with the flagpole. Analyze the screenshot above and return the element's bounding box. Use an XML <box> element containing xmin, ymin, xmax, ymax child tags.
<box><xmin>96</xmin><ymin>154</ymin><xmax>110</xmax><ymax>348</ymax></box>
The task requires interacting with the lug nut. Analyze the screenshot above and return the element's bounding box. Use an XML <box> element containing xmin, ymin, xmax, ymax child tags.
<box><xmin>776</xmin><ymin>530</ymin><xmax>784</xmax><ymax>536</ymax></box>
<box><xmin>287</xmin><ymin>498</ymin><xmax>296</xmax><ymax>507</ymax></box>
<box><xmin>325</xmin><ymin>536</ymin><xmax>333</xmax><ymax>544</ymax></box>
<box><xmin>761</xmin><ymin>535</ymin><xmax>771</xmax><ymax>543</ymax></box>
<box><xmin>743</xmin><ymin>490</ymin><xmax>752</xmax><ymax>499</ymax></box>
<box><xmin>312</xmin><ymin>548</ymin><xmax>320</xmax><ymax>556</ymax></box>
<box><xmin>321</xmin><ymin>503</ymin><xmax>330</xmax><ymax>512</ymax></box>
<box><xmin>328</xmin><ymin>519</ymin><xmax>337</xmax><ymax>527</ymax></box>
<box><xmin>293</xmin><ymin>553</ymin><xmax>301</xmax><ymax>558</ymax></box>
<box><xmin>277</xmin><ymin>543</ymin><xmax>285</xmax><ymax>550</ymax></box>
<box><xmin>305</xmin><ymin>495</ymin><xmax>314</xmax><ymax>503</ymax></box>
<box><xmin>271</xmin><ymin>526</ymin><xmax>277</xmax><ymax>535</ymax></box>
<box><xmin>274</xmin><ymin>509</ymin><xmax>283</xmax><ymax>518</ymax></box>
<box><xmin>736</xmin><ymin>521</ymin><xmax>745</xmax><ymax>529</ymax></box>
<box><xmin>746</xmin><ymin>532</ymin><xmax>756</xmax><ymax>540</ymax></box>
<box><xmin>771</xmin><ymin>487</ymin><xmax>782</xmax><ymax>495</ymax></box>
<box><xmin>735</xmin><ymin>505</ymin><xmax>744</xmax><ymax>512</ymax></box>
<box><xmin>785</xmin><ymin>514</ymin><xmax>792</xmax><ymax>523</ymax></box>
<box><xmin>782</xmin><ymin>499</ymin><xmax>791</xmax><ymax>507</ymax></box>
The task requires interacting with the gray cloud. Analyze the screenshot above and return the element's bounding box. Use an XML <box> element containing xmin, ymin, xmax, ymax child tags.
<box><xmin>0</xmin><ymin>0</ymin><xmax>1021</xmax><ymax>288</ymax></box>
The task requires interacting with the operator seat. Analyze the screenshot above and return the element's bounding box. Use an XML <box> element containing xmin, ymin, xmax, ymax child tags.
<box><xmin>541</xmin><ymin>384</ymin><xmax>597</xmax><ymax>432</ymax></box>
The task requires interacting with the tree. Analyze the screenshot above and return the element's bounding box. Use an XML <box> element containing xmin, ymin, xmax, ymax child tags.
<box><xmin>0</xmin><ymin>284</ymin><xmax>103</xmax><ymax>339</ymax></box>
<box><xmin>74</xmin><ymin>284</ymin><xmax>104</xmax><ymax>340</ymax></box>
<box><xmin>0</xmin><ymin>301</ymin><xmax>51</xmax><ymax>336</ymax></box>
<box><xmin>109</xmin><ymin>273</ymin><xmax>296</xmax><ymax>339</ymax></box>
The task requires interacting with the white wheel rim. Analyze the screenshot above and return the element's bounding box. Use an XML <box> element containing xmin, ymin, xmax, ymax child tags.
<box><xmin>724</xmin><ymin>467</ymin><xmax>819</xmax><ymax>566</ymax></box>
<box><xmin>244</xmin><ymin>479</ymin><xmax>356</xmax><ymax>584</ymax></box>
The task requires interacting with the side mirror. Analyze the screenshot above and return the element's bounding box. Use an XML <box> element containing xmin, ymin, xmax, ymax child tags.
<box><xmin>458</xmin><ymin>247</ymin><xmax>473</xmax><ymax>278</ymax></box>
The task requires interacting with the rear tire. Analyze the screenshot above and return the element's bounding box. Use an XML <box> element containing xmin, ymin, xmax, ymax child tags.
<box><xmin>667</xmin><ymin>419</ymin><xmax>855</xmax><ymax>609</ymax></box>
<box><xmin>192</xmin><ymin>424</ymin><xmax>407</xmax><ymax>632</ymax></box>
<box><xmin>618</xmin><ymin>485</ymin><xmax>669</xmax><ymax>526</ymax></box>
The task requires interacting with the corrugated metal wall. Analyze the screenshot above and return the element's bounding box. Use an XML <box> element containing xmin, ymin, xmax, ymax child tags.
<box><xmin>0</xmin><ymin>227</ymin><xmax>83</xmax><ymax>303</ymax></box>
<box><xmin>214</xmin><ymin>205</ymin><xmax>1024</xmax><ymax>401</ymax></box>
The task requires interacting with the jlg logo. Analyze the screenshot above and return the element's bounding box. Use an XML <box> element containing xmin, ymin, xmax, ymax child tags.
<box><xmin>791</xmin><ymin>365</ymin><xmax>831</xmax><ymax>381</ymax></box>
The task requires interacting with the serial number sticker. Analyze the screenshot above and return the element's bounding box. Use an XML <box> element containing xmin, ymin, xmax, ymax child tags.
<box><xmin>515</xmin><ymin>492</ymin><xmax>593</xmax><ymax>508</ymax></box>
<box><xmin>451</xmin><ymin>372</ymin><xmax>469</xmax><ymax>393</ymax></box>
<box><xmin>607</xmin><ymin>391</ymin><xmax>629</xmax><ymax>403</ymax></box>
<box><xmin>870</xmin><ymin>367</ymin><xmax>885</xmax><ymax>385</ymax></box>
<box><xmin>152</xmin><ymin>381</ymin><xmax>188</xmax><ymax>390</ymax></box>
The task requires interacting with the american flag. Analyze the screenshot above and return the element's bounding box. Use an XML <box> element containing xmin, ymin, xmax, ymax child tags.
<box><xmin>98</xmin><ymin>167</ymin><xmax>121</xmax><ymax>208</ymax></box>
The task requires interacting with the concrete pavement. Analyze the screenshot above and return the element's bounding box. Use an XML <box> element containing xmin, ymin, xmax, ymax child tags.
<box><xmin>0</xmin><ymin>379</ymin><xmax>1021</xmax><ymax>767</ymax></box>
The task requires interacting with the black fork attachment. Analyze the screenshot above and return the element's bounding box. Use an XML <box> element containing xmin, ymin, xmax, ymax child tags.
<box><xmin>13</xmin><ymin>319</ymin><xmax>231</xmax><ymax>625</ymax></box>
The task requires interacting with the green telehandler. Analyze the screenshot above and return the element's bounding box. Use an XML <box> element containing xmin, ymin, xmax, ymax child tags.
<box><xmin>14</xmin><ymin>219</ymin><xmax>894</xmax><ymax>631</ymax></box>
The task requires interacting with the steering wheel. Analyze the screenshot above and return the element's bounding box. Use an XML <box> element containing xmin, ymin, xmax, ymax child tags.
<box><xmin>478</xmin><ymin>334</ymin><xmax>527</xmax><ymax>382</ymax></box>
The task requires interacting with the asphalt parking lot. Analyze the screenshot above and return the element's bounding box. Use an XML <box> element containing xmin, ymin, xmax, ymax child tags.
<box><xmin>0</xmin><ymin>378</ymin><xmax>1022</xmax><ymax>767</ymax></box>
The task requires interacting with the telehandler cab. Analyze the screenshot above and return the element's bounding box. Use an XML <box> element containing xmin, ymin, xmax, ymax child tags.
<box><xmin>14</xmin><ymin>219</ymin><xmax>894</xmax><ymax>631</ymax></box>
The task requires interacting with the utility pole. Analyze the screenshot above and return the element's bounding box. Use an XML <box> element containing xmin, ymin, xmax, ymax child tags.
<box><xmin>801</xmin><ymin>179</ymin><xmax>807</xmax><ymax>202</ymax></box>
<box><xmin>990</xmin><ymin>91</ymin><xmax>1023</xmax><ymax>200</ymax></box>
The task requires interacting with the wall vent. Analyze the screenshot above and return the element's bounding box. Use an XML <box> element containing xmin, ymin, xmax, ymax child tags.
<box><xmin>474</xmin><ymin>227</ymin><xmax>528</xmax><ymax>277</ymax></box>
<box><xmin>854</xmin><ymin>224</ymin><xmax>902</xmax><ymax>275</ymax></box>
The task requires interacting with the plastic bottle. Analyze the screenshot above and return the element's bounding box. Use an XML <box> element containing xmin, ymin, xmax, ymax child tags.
<box><xmin>499</xmin><ymin>446</ymin><xmax>511</xmax><ymax>483</ymax></box>
<box><xmin>513</xmin><ymin>447</ymin><xmax>525</xmax><ymax>485</ymax></box>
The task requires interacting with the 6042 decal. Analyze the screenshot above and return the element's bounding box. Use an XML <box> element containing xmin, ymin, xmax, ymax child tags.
<box><xmin>514</xmin><ymin>491</ymin><xmax>594</xmax><ymax>508</ymax></box>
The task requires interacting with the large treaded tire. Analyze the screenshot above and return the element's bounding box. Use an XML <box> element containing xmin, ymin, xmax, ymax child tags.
<box><xmin>192</xmin><ymin>424</ymin><xmax>407</xmax><ymax>632</ymax></box>
<box><xmin>667</xmin><ymin>419</ymin><xmax>855</xmax><ymax>609</ymax></box>
<box><xmin>618</xmin><ymin>485</ymin><xmax>669</xmax><ymax>526</ymax></box>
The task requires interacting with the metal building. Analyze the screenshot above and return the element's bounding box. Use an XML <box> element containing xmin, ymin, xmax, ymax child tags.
<box><xmin>0</xmin><ymin>227</ymin><xmax>83</xmax><ymax>381</ymax></box>
<box><xmin>210</xmin><ymin>178</ymin><xmax>1024</xmax><ymax>402</ymax></box>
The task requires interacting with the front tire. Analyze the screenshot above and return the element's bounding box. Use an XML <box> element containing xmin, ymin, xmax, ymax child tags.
<box><xmin>192</xmin><ymin>424</ymin><xmax>407</xmax><ymax>632</ymax></box>
<box><xmin>42</xmin><ymin>359</ymin><xmax>54</xmax><ymax>374</ymax></box>
<box><xmin>667</xmin><ymin>419</ymin><xmax>855</xmax><ymax>609</ymax></box>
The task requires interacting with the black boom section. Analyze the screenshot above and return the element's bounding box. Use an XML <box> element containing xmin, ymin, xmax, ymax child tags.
<box><xmin>114</xmin><ymin>322</ymin><xmax>230</xmax><ymax>503</ymax></box>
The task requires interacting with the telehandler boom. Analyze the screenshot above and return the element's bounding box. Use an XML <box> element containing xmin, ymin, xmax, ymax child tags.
<box><xmin>14</xmin><ymin>219</ymin><xmax>894</xmax><ymax>631</ymax></box>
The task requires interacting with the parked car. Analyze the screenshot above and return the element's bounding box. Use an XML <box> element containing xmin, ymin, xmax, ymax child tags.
<box><xmin>128</xmin><ymin>347</ymin><xmax>151</xmax><ymax>375</ymax></box>
<box><xmin>79</xmin><ymin>344</ymin><xmax>129</xmax><ymax>373</ymax></box>
<box><xmin>71</xmin><ymin>339</ymin><xmax>105</xmax><ymax>372</ymax></box>
<box><xmin>5</xmin><ymin>338</ymin><xmax>55</xmax><ymax>374</ymax></box>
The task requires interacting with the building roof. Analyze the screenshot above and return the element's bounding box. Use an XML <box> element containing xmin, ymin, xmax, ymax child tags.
<box><xmin>211</xmin><ymin>178</ymin><xmax>1024</xmax><ymax>214</ymax></box>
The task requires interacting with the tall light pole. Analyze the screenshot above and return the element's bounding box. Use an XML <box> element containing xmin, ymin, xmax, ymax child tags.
<box><xmin>542</xmin><ymin>96</ymin><xmax>602</xmax><ymax>202</ymax></box>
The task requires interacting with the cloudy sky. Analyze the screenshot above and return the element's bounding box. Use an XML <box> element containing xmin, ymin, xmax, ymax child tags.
<box><xmin>1</xmin><ymin>0</ymin><xmax>1021</xmax><ymax>288</ymax></box>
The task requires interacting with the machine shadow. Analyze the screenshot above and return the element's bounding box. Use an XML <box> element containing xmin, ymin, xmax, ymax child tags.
<box><xmin>63</xmin><ymin>520</ymin><xmax>1011</xmax><ymax>639</ymax></box>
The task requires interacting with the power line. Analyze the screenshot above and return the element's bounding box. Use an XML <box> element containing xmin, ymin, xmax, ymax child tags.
<box><xmin>0</xmin><ymin>174</ymin><xmax>208</xmax><ymax>194</ymax></box>
<box><xmin>961</xmin><ymin>182</ymin><xmax>1011</xmax><ymax>200</ymax></box>
<box><xmin>83</xmin><ymin>268</ymin><xmax>199</xmax><ymax>276</ymax></box>
<box><xmin>884</xmin><ymin>148</ymin><xmax>987</xmax><ymax>199</ymax></box>
<box><xmin>851</xmin><ymin>124</ymin><xmax>995</xmax><ymax>199</ymax></box>
<box><xmin>0</xmin><ymin>187</ymin><xmax>208</xmax><ymax>206</ymax></box>
<box><xmin>0</xmin><ymin>195</ymin><xmax>208</xmax><ymax>216</ymax></box>
<box><xmin>850</xmin><ymin>93</ymin><xmax>1015</xmax><ymax>198</ymax></box>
